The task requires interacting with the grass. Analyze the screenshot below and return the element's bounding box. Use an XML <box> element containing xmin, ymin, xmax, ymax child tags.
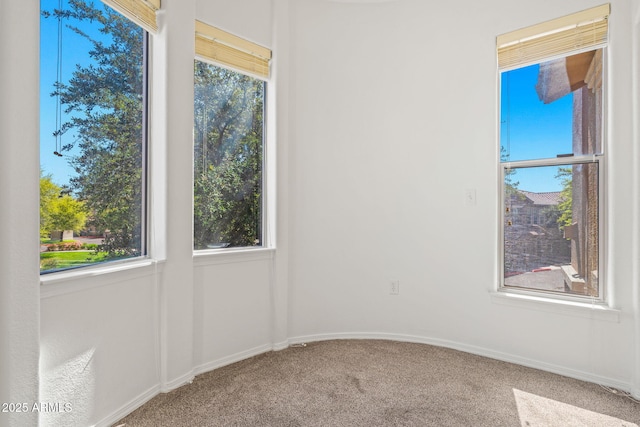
<box><xmin>40</xmin><ymin>251</ymin><xmax>109</xmax><ymax>270</ymax></box>
<box><xmin>40</xmin><ymin>238</ymin><xmax>75</xmax><ymax>244</ymax></box>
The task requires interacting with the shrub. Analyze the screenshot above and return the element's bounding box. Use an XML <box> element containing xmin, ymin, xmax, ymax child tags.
<box><xmin>47</xmin><ymin>241</ymin><xmax>83</xmax><ymax>252</ymax></box>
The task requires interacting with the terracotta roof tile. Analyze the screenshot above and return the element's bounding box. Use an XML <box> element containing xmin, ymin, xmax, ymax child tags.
<box><xmin>520</xmin><ymin>190</ymin><xmax>562</xmax><ymax>205</ymax></box>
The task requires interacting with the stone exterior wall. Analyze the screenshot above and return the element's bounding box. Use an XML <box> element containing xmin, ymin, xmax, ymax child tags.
<box><xmin>570</xmin><ymin>50</ymin><xmax>602</xmax><ymax>296</ymax></box>
<box><xmin>504</xmin><ymin>194</ymin><xmax>570</xmax><ymax>275</ymax></box>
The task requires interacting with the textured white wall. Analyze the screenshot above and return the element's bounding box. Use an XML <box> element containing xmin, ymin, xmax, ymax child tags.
<box><xmin>0</xmin><ymin>1</ymin><xmax>41</xmax><ymax>426</ymax></box>
<box><xmin>39</xmin><ymin>272</ymin><xmax>159</xmax><ymax>426</ymax></box>
<box><xmin>285</xmin><ymin>0</ymin><xmax>639</xmax><ymax>394</ymax></box>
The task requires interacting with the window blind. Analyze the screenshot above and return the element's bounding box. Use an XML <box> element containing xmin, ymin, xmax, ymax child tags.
<box><xmin>195</xmin><ymin>20</ymin><xmax>272</xmax><ymax>79</ymax></box>
<box><xmin>102</xmin><ymin>0</ymin><xmax>160</xmax><ymax>33</ymax></box>
<box><xmin>497</xmin><ymin>4</ymin><xmax>609</xmax><ymax>70</ymax></box>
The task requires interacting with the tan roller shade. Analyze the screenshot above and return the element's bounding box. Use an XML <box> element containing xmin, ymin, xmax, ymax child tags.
<box><xmin>497</xmin><ymin>4</ymin><xmax>609</xmax><ymax>70</ymax></box>
<box><xmin>102</xmin><ymin>0</ymin><xmax>160</xmax><ymax>33</ymax></box>
<box><xmin>195</xmin><ymin>20</ymin><xmax>272</xmax><ymax>79</ymax></box>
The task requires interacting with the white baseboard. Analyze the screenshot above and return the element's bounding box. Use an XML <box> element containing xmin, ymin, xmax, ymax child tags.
<box><xmin>193</xmin><ymin>343</ymin><xmax>274</xmax><ymax>377</ymax></box>
<box><xmin>95</xmin><ymin>384</ymin><xmax>160</xmax><ymax>427</ymax></box>
<box><xmin>272</xmin><ymin>339</ymin><xmax>290</xmax><ymax>351</ymax></box>
<box><xmin>288</xmin><ymin>332</ymin><xmax>633</xmax><ymax>393</ymax></box>
<box><xmin>159</xmin><ymin>370</ymin><xmax>196</xmax><ymax>393</ymax></box>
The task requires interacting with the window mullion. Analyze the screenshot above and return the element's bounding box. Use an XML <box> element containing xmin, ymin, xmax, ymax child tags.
<box><xmin>503</xmin><ymin>154</ymin><xmax>602</xmax><ymax>169</ymax></box>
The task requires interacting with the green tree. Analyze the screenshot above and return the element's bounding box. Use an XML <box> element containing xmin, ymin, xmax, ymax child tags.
<box><xmin>556</xmin><ymin>166</ymin><xmax>573</xmax><ymax>230</ymax></box>
<box><xmin>40</xmin><ymin>174</ymin><xmax>61</xmax><ymax>238</ymax></box>
<box><xmin>40</xmin><ymin>173</ymin><xmax>87</xmax><ymax>237</ymax></box>
<box><xmin>44</xmin><ymin>0</ymin><xmax>145</xmax><ymax>258</ymax></box>
<box><xmin>501</xmin><ymin>146</ymin><xmax>520</xmax><ymax>195</ymax></box>
<box><xmin>49</xmin><ymin>195</ymin><xmax>87</xmax><ymax>233</ymax></box>
<box><xmin>193</xmin><ymin>62</ymin><xmax>264</xmax><ymax>249</ymax></box>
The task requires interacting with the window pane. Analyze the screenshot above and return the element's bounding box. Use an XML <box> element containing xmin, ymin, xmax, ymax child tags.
<box><xmin>504</xmin><ymin>163</ymin><xmax>599</xmax><ymax>297</ymax></box>
<box><xmin>40</xmin><ymin>0</ymin><xmax>147</xmax><ymax>273</ymax></box>
<box><xmin>500</xmin><ymin>49</ymin><xmax>603</xmax><ymax>162</ymax></box>
<box><xmin>193</xmin><ymin>61</ymin><xmax>265</xmax><ymax>250</ymax></box>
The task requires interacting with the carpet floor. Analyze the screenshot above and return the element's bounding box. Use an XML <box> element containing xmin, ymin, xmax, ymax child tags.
<box><xmin>115</xmin><ymin>340</ymin><xmax>640</xmax><ymax>426</ymax></box>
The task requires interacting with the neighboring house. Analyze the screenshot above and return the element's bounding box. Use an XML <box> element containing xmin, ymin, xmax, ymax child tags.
<box><xmin>504</xmin><ymin>190</ymin><xmax>570</xmax><ymax>276</ymax></box>
<box><xmin>513</xmin><ymin>190</ymin><xmax>562</xmax><ymax>226</ymax></box>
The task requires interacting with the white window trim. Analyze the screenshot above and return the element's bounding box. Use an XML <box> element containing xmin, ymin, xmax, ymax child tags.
<box><xmin>191</xmin><ymin>62</ymin><xmax>272</xmax><ymax>254</ymax></box>
<box><xmin>489</xmin><ymin>290</ymin><xmax>619</xmax><ymax>323</ymax></box>
<box><xmin>193</xmin><ymin>247</ymin><xmax>275</xmax><ymax>266</ymax></box>
<box><xmin>39</xmin><ymin>5</ymin><xmax>152</xmax><ymax>280</ymax></box>
<box><xmin>40</xmin><ymin>258</ymin><xmax>161</xmax><ymax>297</ymax></box>
<box><xmin>497</xmin><ymin>50</ymin><xmax>607</xmax><ymax>303</ymax></box>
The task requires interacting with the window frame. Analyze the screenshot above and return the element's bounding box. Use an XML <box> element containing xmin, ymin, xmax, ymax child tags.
<box><xmin>497</xmin><ymin>49</ymin><xmax>607</xmax><ymax>303</ymax></box>
<box><xmin>140</xmin><ymin>30</ymin><xmax>150</xmax><ymax>261</ymax></box>
<box><xmin>39</xmin><ymin>1</ymin><xmax>152</xmax><ymax>277</ymax></box>
<box><xmin>192</xmin><ymin>58</ymin><xmax>270</xmax><ymax>253</ymax></box>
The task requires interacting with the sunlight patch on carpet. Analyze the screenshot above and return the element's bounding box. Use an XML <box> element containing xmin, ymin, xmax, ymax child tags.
<box><xmin>513</xmin><ymin>388</ymin><xmax>637</xmax><ymax>427</ymax></box>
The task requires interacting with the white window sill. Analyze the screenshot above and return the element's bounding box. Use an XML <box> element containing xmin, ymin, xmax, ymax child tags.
<box><xmin>489</xmin><ymin>291</ymin><xmax>620</xmax><ymax>322</ymax></box>
<box><xmin>193</xmin><ymin>247</ymin><xmax>275</xmax><ymax>266</ymax></box>
<box><xmin>40</xmin><ymin>258</ymin><xmax>163</xmax><ymax>298</ymax></box>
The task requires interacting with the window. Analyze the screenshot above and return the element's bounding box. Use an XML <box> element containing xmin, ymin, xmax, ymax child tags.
<box><xmin>39</xmin><ymin>0</ymin><xmax>158</xmax><ymax>274</ymax></box>
<box><xmin>498</xmin><ymin>5</ymin><xmax>608</xmax><ymax>298</ymax></box>
<box><xmin>193</xmin><ymin>21</ymin><xmax>271</xmax><ymax>251</ymax></box>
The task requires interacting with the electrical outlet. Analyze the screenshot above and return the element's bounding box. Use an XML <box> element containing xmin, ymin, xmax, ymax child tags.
<box><xmin>390</xmin><ymin>280</ymin><xmax>400</xmax><ymax>295</ymax></box>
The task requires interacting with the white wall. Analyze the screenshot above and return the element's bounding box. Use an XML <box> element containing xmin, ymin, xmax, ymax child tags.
<box><xmin>0</xmin><ymin>1</ymin><xmax>41</xmax><ymax>427</ymax></box>
<box><xmin>193</xmin><ymin>254</ymin><xmax>273</xmax><ymax>373</ymax></box>
<box><xmin>196</xmin><ymin>0</ymin><xmax>272</xmax><ymax>47</ymax></box>
<box><xmin>154</xmin><ymin>0</ymin><xmax>197</xmax><ymax>394</ymax></box>
<box><xmin>39</xmin><ymin>270</ymin><xmax>159</xmax><ymax>427</ymax></box>
<box><xmin>286</xmin><ymin>0</ymin><xmax>640</xmax><ymax>395</ymax></box>
<box><xmin>2</xmin><ymin>0</ymin><xmax>640</xmax><ymax>426</ymax></box>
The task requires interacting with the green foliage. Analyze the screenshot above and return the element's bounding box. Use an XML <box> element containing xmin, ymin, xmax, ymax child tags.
<box><xmin>45</xmin><ymin>241</ymin><xmax>96</xmax><ymax>251</ymax></box>
<box><xmin>49</xmin><ymin>195</ymin><xmax>87</xmax><ymax>232</ymax></box>
<box><xmin>40</xmin><ymin>173</ymin><xmax>87</xmax><ymax>236</ymax></box>
<box><xmin>193</xmin><ymin>62</ymin><xmax>264</xmax><ymax>249</ymax></box>
<box><xmin>556</xmin><ymin>167</ymin><xmax>573</xmax><ymax>230</ymax></box>
<box><xmin>501</xmin><ymin>146</ymin><xmax>520</xmax><ymax>196</ymax></box>
<box><xmin>40</xmin><ymin>174</ymin><xmax>60</xmax><ymax>238</ymax></box>
<box><xmin>44</xmin><ymin>1</ymin><xmax>145</xmax><ymax>258</ymax></box>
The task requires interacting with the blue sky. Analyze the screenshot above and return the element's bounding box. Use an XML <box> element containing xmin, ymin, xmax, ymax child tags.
<box><xmin>40</xmin><ymin>0</ymin><xmax>106</xmax><ymax>187</ymax></box>
<box><xmin>500</xmin><ymin>63</ymin><xmax>574</xmax><ymax>193</ymax></box>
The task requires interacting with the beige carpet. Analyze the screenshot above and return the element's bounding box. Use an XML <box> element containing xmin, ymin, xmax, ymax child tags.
<box><xmin>116</xmin><ymin>340</ymin><xmax>640</xmax><ymax>426</ymax></box>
